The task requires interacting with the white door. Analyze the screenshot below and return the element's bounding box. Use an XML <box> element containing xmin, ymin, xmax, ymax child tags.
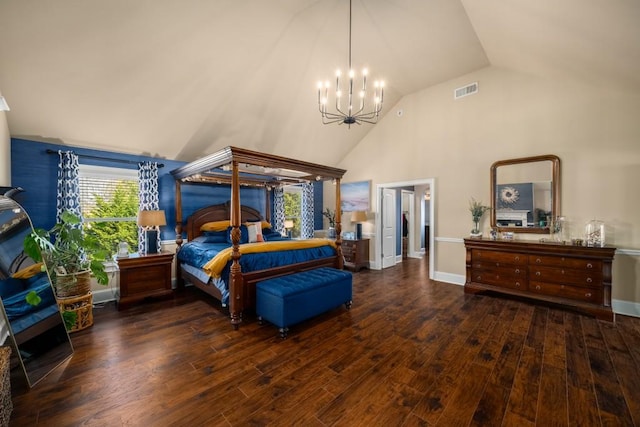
<box><xmin>381</xmin><ymin>188</ymin><xmax>396</xmax><ymax>269</ymax></box>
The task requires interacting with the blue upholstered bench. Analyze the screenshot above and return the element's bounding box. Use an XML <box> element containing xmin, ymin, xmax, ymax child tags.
<box><xmin>256</xmin><ymin>267</ymin><xmax>353</xmax><ymax>338</ymax></box>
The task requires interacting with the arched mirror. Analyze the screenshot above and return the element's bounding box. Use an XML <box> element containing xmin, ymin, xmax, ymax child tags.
<box><xmin>490</xmin><ymin>155</ymin><xmax>561</xmax><ymax>234</ymax></box>
<box><xmin>0</xmin><ymin>195</ymin><xmax>73</xmax><ymax>387</ymax></box>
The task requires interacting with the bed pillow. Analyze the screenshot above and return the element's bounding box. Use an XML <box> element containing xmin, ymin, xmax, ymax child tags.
<box><xmin>226</xmin><ymin>225</ymin><xmax>249</xmax><ymax>244</ymax></box>
<box><xmin>262</xmin><ymin>229</ymin><xmax>286</xmax><ymax>241</ymax></box>
<box><xmin>246</xmin><ymin>222</ymin><xmax>264</xmax><ymax>243</ymax></box>
<box><xmin>201</xmin><ymin>220</ymin><xmax>231</xmax><ymax>232</ymax></box>
<box><xmin>246</xmin><ymin>220</ymin><xmax>272</xmax><ymax>229</ymax></box>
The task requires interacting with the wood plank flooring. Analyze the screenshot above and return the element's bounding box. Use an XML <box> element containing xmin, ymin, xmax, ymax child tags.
<box><xmin>8</xmin><ymin>257</ymin><xmax>640</xmax><ymax>426</ymax></box>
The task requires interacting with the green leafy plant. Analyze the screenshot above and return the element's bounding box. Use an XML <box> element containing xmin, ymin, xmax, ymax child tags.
<box><xmin>23</xmin><ymin>210</ymin><xmax>109</xmax><ymax>288</ymax></box>
<box><xmin>469</xmin><ymin>198</ymin><xmax>491</xmax><ymax>234</ymax></box>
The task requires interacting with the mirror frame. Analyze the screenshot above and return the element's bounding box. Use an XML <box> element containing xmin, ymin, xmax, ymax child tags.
<box><xmin>490</xmin><ymin>154</ymin><xmax>561</xmax><ymax>234</ymax></box>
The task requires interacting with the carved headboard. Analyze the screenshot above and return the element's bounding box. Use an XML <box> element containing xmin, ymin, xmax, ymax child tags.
<box><xmin>185</xmin><ymin>201</ymin><xmax>263</xmax><ymax>241</ymax></box>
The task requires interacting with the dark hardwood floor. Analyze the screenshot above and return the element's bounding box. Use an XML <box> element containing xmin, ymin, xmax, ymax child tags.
<box><xmin>8</xmin><ymin>257</ymin><xmax>640</xmax><ymax>426</ymax></box>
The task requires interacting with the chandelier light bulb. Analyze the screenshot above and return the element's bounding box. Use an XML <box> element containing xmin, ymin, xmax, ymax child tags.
<box><xmin>362</xmin><ymin>68</ymin><xmax>368</xmax><ymax>76</ymax></box>
<box><xmin>349</xmin><ymin>69</ymin><xmax>355</xmax><ymax>78</ymax></box>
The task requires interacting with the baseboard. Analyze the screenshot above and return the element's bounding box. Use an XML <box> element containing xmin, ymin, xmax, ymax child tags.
<box><xmin>92</xmin><ymin>288</ymin><xmax>118</xmax><ymax>305</ymax></box>
<box><xmin>612</xmin><ymin>299</ymin><xmax>640</xmax><ymax>318</ymax></box>
<box><xmin>433</xmin><ymin>271</ymin><xmax>465</xmax><ymax>286</ymax></box>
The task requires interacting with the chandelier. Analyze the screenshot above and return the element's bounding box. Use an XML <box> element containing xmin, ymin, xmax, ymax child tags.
<box><xmin>317</xmin><ymin>0</ymin><xmax>384</xmax><ymax>127</ymax></box>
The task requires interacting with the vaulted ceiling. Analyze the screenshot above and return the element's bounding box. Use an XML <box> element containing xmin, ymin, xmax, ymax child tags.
<box><xmin>0</xmin><ymin>0</ymin><xmax>638</xmax><ymax>166</ymax></box>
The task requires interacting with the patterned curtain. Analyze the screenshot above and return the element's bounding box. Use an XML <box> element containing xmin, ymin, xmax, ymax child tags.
<box><xmin>138</xmin><ymin>162</ymin><xmax>160</xmax><ymax>253</ymax></box>
<box><xmin>301</xmin><ymin>182</ymin><xmax>314</xmax><ymax>239</ymax></box>
<box><xmin>56</xmin><ymin>150</ymin><xmax>82</xmax><ymax>223</ymax></box>
<box><xmin>273</xmin><ymin>186</ymin><xmax>285</xmax><ymax>235</ymax></box>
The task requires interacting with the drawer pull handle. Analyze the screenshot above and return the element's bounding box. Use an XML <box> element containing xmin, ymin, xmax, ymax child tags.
<box><xmin>515</xmin><ymin>256</ymin><xmax>520</xmax><ymax>261</ymax></box>
<box><xmin>586</xmin><ymin>278</ymin><xmax>593</xmax><ymax>283</ymax></box>
<box><xmin>515</xmin><ymin>269</ymin><xmax>520</xmax><ymax>274</ymax></box>
<box><xmin>496</xmin><ymin>262</ymin><xmax>500</xmax><ymax>267</ymax></box>
<box><xmin>561</xmin><ymin>270</ymin><xmax>565</xmax><ymax>275</ymax></box>
<box><xmin>536</xmin><ymin>271</ymin><xmax>541</xmax><ymax>276</ymax></box>
<box><xmin>587</xmin><ymin>263</ymin><xmax>593</xmax><ymax>269</ymax></box>
<box><xmin>536</xmin><ymin>258</ymin><xmax>541</xmax><ymax>263</ymax></box>
<box><xmin>585</xmin><ymin>292</ymin><xmax>592</xmax><ymax>298</ymax></box>
<box><xmin>515</xmin><ymin>282</ymin><xmax>521</xmax><ymax>287</ymax></box>
<box><xmin>535</xmin><ymin>285</ymin><xmax>541</xmax><ymax>290</ymax></box>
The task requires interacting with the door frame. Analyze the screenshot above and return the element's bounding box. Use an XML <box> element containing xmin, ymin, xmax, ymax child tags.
<box><xmin>381</xmin><ymin>187</ymin><xmax>397</xmax><ymax>269</ymax></box>
<box><xmin>376</xmin><ymin>178</ymin><xmax>435</xmax><ymax>280</ymax></box>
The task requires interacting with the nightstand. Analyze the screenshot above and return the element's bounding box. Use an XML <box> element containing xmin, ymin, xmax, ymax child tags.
<box><xmin>342</xmin><ymin>238</ymin><xmax>369</xmax><ymax>271</ymax></box>
<box><xmin>117</xmin><ymin>252</ymin><xmax>174</xmax><ymax>310</ymax></box>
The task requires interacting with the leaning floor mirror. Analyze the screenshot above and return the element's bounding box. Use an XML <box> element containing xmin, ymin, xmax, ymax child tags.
<box><xmin>0</xmin><ymin>195</ymin><xmax>73</xmax><ymax>387</ymax></box>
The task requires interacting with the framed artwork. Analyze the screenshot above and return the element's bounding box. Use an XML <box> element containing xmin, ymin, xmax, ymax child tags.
<box><xmin>340</xmin><ymin>180</ymin><xmax>370</xmax><ymax>212</ymax></box>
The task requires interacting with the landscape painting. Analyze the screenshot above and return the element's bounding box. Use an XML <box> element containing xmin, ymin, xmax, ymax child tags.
<box><xmin>341</xmin><ymin>181</ymin><xmax>370</xmax><ymax>212</ymax></box>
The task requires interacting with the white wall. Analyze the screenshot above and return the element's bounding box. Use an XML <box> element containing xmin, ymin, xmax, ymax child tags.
<box><xmin>337</xmin><ymin>65</ymin><xmax>640</xmax><ymax>311</ymax></box>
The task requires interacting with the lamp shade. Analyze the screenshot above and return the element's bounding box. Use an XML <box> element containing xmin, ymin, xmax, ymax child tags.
<box><xmin>284</xmin><ymin>219</ymin><xmax>294</xmax><ymax>229</ymax></box>
<box><xmin>351</xmin><ymin>211</ymin><xmax>367</xmax><ymax>222</ymax></box>
<box><xmin>137</xmin><ymin>210</ymin><xmax>167</xmax><ymax>227</ymax></box>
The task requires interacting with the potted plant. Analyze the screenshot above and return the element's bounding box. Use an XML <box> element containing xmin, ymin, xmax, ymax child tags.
<box><xmin>322</xmin><ymin>208</ymin><xmax>337</xmax><ymax>238</ymax></box>
<box><xmin>23</xmin><ymin>210</ymin><xmax>109</xmax><ymax>330</ymax></box>
<box><xmin>469</xmin><ymin>198</ymin><xmax>491</xmax><ymax>238</ymax></box>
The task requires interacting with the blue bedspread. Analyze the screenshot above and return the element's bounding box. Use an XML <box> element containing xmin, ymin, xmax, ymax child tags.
<box><xmin>177</xmin><ymin>240</ymin><xmax>337</xmax><ymax>305</ymax></box>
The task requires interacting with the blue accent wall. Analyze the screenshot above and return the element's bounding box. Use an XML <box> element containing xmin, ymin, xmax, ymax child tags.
<box><xmin>10</xmin><ymin>138</ymin><xmax>323</xmax><ymax>239</ymax></box>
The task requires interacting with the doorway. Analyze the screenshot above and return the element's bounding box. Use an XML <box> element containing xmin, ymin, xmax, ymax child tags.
<box><xmin>376</xmin><ymin>178</ymin><xmax>435</xmax><ymax>281</ymax></box>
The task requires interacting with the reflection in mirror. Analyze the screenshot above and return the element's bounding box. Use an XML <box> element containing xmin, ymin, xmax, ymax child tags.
<box><xmin>490</xmin><ymin>155</ymin><xmax>560</xmax><ymax>234</ymax></box>
<box><xmin>0</xmin><ymin>195</ymin><xmax>73</xmax><ymax>387</ymax></box>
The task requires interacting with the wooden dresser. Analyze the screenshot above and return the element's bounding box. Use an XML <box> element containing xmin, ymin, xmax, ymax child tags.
<box><xmin>342</xmin><ymin>238</ymin><xmax>370</xmax><ymax>271</ymax></box>
<box><xmin>464</xmin><ymin>238</ymin><xmax>616</xmax><ymax>321</ymax></box>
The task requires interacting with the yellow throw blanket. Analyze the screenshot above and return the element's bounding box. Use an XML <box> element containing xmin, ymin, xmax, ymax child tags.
<box><xmin>202</xmin><ymin>239</ymin><xmax>337</xmax><ymax>278</ymax></box>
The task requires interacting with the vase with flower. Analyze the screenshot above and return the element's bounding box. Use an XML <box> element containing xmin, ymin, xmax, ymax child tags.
<box><xmin>469</xmin><ymin>198</ymin><xmax>491</xmax><ymax>238</ymax></box>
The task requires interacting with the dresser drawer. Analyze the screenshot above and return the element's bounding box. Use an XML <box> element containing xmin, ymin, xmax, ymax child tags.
<box><xmin>342</xmin><ymin>244</ymin><xmax>354</xmax><ymax>256</ymax></box>
<box><xmin>529</xmin><ymin>255</ymin><xmax>602</xmax><ymax>271</ymax></box>
<box><xmin>530</xmin><ymin>266</ymin><xmax>602</xmax><ymax>288</ymax></box>
<box><xmin>471</xmin><ymin>268</ymin><xmax>527</xmax><ymax>291</ymax></box>
<box><xmin>529</xmin><ymin>281</ymin><xmax>602</xmax><ymax>304</ymax></box>
<box><xmin>472</xmin><ymin>249</ymin><xmax>527</xmax><ymax>265</ymax></box>
<box><xmin>472</xmin><ymin>261</ymin><xmax>528</xmax><ymax>274</ymax></box>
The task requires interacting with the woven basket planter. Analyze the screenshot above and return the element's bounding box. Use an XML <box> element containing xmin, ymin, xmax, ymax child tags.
<box><xmin>57</xmin><ymin>292</ymin><xmax>93</xmax><ymax>332</ymax></box>
<box><xmin>54</xmin><ymin>270</ymin><xmax>91</xmax><ymax>298</ymax></box>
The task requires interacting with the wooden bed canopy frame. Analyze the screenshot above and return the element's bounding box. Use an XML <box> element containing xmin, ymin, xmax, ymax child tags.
<box><xmin>171</xmin><ymin>146</ymin><xmax>347</xmax><ymax>328</ymax></box>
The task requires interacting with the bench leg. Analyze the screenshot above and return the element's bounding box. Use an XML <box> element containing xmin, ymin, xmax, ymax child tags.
<box><xmin>258</xmin><ymin>316</ymin><xmax>264</xmax><ymax>325</ymax></box>
<box><xmin>345</xmin><ymin>300</ymin><xmax>352</xmax><ymax>310</ymax></box>
<box><xmin>279</xmin><ymin>327</ymin><xmax>289</xmax><ymax>339</ymax></box>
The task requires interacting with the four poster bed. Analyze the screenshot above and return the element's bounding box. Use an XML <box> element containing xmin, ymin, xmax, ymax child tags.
<box><xmin>171</xmin><ymin>146</ymin><xmax>347</xmax><ymax>328</ymax></box>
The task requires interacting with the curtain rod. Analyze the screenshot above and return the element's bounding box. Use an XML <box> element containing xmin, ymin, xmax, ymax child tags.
<box><xmin>45</xmin><ymin>149</ymin><xmax>164</xmax><ymax>168</ymax></box>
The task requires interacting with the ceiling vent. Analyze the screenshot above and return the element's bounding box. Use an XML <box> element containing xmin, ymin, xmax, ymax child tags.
<box><xmin>454</xmin><ymin>82</ymin><xmax>478</xmax><ymax>100</ymax></box>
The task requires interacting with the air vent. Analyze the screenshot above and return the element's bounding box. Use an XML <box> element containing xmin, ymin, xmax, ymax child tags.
<box><xmin>454</xmin><ymin>82</ymin><xmax>478</xmax><ymax>100</ymax></box>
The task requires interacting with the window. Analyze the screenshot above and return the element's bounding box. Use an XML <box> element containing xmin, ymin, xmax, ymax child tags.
<box><xmin>283</xmin><ymin>185</ymin><xmax>302</xmax><ymax>238</ymax></box>
<box><xmin>78</xmin><ymin>165</ymin><xmax>139</xmax><ymax>256</ymax></box>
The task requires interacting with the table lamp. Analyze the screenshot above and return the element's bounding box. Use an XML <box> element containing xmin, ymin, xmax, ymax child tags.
<box><xmin>138</xmin><ymin>210</ymin><xmax>166</xmax><ymax>254</ymax></box>
<box><xmin>284</xmin><ymin>219</ymin><xmax>294</xmax><ymax>238</ymax></box>
<box><xmin>351</xmin><ymin>211</ymin><xmax>367</xmax><ymax>239</ymax></box>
